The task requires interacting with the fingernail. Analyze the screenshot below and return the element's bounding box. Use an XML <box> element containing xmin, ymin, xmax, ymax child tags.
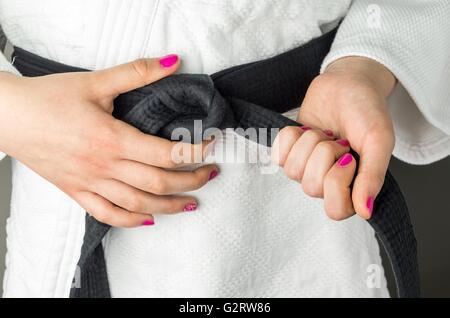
<box><xmin>336</xmin><ymin>139</ymin><xmax>350</xmax><ymax>147</ymax></box>
<box><xmin>183</xmin><ymin>203</ymin><xmax>197</xmax><ymax>212</ymax></box>
<box><xmin>337</xmin><ymin>153</ymin><xmax>353</xmax><ymax>167</ymax></box>
<box><xmin>142</xmin><ymin>219</ymin><xmax>155</xmax><ymax>226</ymax></box>
<box><xmin>367</xmin><ymin>197</ymin><xmax>375</xmax><ymax>217</ymax></box>
<box><xmin>209</xmin><ymin>170</ymin><xmax>219</xmax><ymax>181</ymax></box>
<box><xmin>159</xmin><ymin>54</ymin><xmax>178</xmax><ymax>68</ymax></box>
<box><xmin>323</xmin><ymin>129</ymin><xmax>334</xmax><ymax>137</ymax></box>
<box><xmin>300</xmin><ymin>126</ymin><xmax>311</xmax><ymax>131</ymax></box>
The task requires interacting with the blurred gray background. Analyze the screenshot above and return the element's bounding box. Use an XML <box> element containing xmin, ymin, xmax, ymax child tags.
<box><xmin>1</xmin><ymin>30</ymin><xmax>449</xmax><ymax>298</ymax></box>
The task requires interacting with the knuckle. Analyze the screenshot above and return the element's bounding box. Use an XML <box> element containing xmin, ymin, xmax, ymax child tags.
<box><xmin>84</xmin><ymin>123</ymin><xmax>122</xmax><ymax>155</ymax></box>
<box><xmin>278</xmin><ymin>126</ymin><xmax>301</xmax><ymax>142</ymax></box>
<box><xmin>325</xmin><ymin>207</ymin><xmax>348</xmax><ymax>221</ymax></box>
<box><xmin>284</xmin><ymin>165</ymin><xmax>301</xmax><ymax>182</ymax></box>
<box><xmin>161</xmin><ymin>146</ymin><xmax>179</xmax><ymax>168</ymax></box>
<box><xmin>92</xmin><ymin>210</ymin><xmax>109</xmax><ymax>224</ymax></box>
<box><xmin>130</xmin><ymin>58</ymin><xmax>151</xmax><ymax>80</ymax></box>
<box><xmin>73</xmin><ymin>128</ymin><xmax>119</xmax><ymax>175</ymax></box>
<box><xmin>368</xmin><ymin>127</ymin><xmax>395</xmax><ymax>147</ymax></box>
<box><xmin>316</xmin><ymin>141</ymin><xmax>335</xmax><ymax>156</ymax></box>
<box><xmin>73</xmin><ymin>154</ymin><xmax>112</xmax><ymax>177</ymax></box>
<box><xmin>302</xmin><ymin>180</ymin><xmax>323</xmax><ymax>198</ymax></box>
<box><xmin>148</xmin><ymin>174</ymin><xmax>168</xmax><ymax>195</ymax></box>
<box><xmin>324</xmin><ymin>200</ymin><xmax>353</xmax><ymax>221</ymax></box>
<box><xmin>302</xmin><ymin>129</ymin><xmax>323</xmax><ymax>143</ymax></box>
<box><xmin>109</xmin><ymin>121</ymin><xmax>128</xmax><ymax>153</ymax></box>
<box><xmin>126</xmin><ymin>195</ymin><xmax>144</xmax><ymax>212</ymax></box>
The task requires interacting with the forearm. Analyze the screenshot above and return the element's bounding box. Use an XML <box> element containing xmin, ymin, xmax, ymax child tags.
<box><xmin>322</xmin><ymin>0</ymin><xmax>450</xmax><ymax>134</ymax></box>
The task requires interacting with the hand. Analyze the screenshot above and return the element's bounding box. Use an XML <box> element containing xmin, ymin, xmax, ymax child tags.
<box><xmin>0</xmin><ymin>55</ymin><xmax>219</xmax><ymax>227</ymax></box>
<box><xmin>272</xmin><ymin>56</ymin><xmax>396</xmax><ymax>220</ymax></box>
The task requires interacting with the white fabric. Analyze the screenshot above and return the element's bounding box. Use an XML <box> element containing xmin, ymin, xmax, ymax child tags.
<box><xmin>320</xmin><ymin>0</ymin><xmax>450</xmax><ymax>165</ymax></box>
<box><xmin>105</xmin><ymin>130</ymin><xmax>387</xmax><ymax>297</ymax></box>
<box><xmin>0</xmin><ymin>0</ymin><xmax>447</xmax><ymax>297</ymax></box>
<box><xmin>0</xmin><ymin>51</ymin><xmax>19</xmax><ymax>161</ymax></box>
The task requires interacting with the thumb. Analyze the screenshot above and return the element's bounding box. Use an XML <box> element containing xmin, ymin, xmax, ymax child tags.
<box><xmin>351</xmin><ymin>130</ymin><xmax>394</xmax><ymax>219</ymax></box>
<box><xmin>91</xmin><ymin>54</ymin><xmax>180</xmax><ymax>97</ymax></box>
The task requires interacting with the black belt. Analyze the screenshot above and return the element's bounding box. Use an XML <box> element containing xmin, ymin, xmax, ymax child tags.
<box><xmin>12</xmin><ymin>27</ymin><xmax>420</xmax><ymax>298</ymax></box>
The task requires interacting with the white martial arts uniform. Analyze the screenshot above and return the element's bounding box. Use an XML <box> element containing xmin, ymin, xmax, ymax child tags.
<box><xmin>0</xmin><ymin>0</ymin><xmax>449</xmax><ymax>297</ymax></box>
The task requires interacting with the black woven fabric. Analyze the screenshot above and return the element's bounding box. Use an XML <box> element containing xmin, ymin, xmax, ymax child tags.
<box><xmin>12</xmin><ymin>27</ymin><xmax>419</xmax><ymax>298</ymax></box>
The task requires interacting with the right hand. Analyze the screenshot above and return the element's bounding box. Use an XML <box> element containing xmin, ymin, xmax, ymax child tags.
<box><xmin>0</xmin><ymin>55</ymin><xmax>219</xmax><ymax>227</ymax></box>
<box><xmin>271</xmin><ymin>57</ymin><xmax>396</xmax><ymax>221</ymax></box>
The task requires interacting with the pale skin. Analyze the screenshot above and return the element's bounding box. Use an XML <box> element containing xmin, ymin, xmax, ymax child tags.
<box><xmin>0</xmin><ymin>56</ymin><xmax>219</xmax><ymax>227</ymax></box>
<box><xmin>0</xmin><ymin>55</ymin><xmax>396</xmax><ymax>226</ymax></box>
<box><xmin>272</xmin><ymin>56</ymin><xmax>396</xmax><ymax>220</ymax></box>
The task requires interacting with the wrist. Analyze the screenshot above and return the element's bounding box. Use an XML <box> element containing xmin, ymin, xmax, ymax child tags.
<box><xmin>325</xmin><ymin>56</ymin><xmax>397</xmax><ymax>98</ymax></box>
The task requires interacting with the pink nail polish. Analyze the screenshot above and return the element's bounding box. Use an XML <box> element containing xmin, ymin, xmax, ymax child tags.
<box><xmin>323</xmin><ymin>129</ymin><xmax>334</xmax><ymax>137</ymax></box>
<box><xmin>300</xmin><ymin>126</ymin><xmax>311</xmax><ymax>131</ymax></box>
<box><xmin>159</xmin><ymin>54</ymin><xmax>178</xmax><ymax>68</ymax></box>
<box><xmin>367</xmin><ymin>197</ymin><xmax>375</xmax><ymax>217</ymax></box>
<box><xmin>142</xmin><ymin>219</ymin><xmax>155</xmax><ymax>226</ymax></box>
<box><xmin>336</xmin><ymin>139</ymin><xmax>350</xmax><ymax>147</ymax></box>
<box><xmin>337</xmin><ymin>153</ymin><xmax>353</xmax><ymax>167</ymax></box>
<box><xmin>209</xmin><ymin>170</ymin><xmax>219</xmax><ymax>181</ymax></box>
<box><xmin>183</xmin><ymin>203</ymin><xmax>197</xmax><ymax>212</ymax></box>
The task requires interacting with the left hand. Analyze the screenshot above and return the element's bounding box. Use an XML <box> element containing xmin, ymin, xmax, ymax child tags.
<box><xmin>271</xmin><ymin>56</ymin><xmax>396</xmax><ymax>220</ymax></box>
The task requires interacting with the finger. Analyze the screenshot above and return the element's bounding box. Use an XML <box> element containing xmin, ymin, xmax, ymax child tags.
<box><xmin>112</xmin><ymin>160</ymin><xmax>219</xmax><ymax>195</ymax></box>
<box><xmin>302</xmin><ymin>139</ymin><xmax>350</xmax><ymax>198</ymax></box>
<box><xmin>119</xmin><ymin>122</ymin><xmax>216</xmax><ymax>168</ymax></box>
<box><xmin>283</xmin><ymin>129</ymin><xmax>334</xmax><ymax>182</ymax></box>
<box><xmin>90</xmin><ymin>55</ymin><xmax>180</xmax><ymax>97</ymax></box>
<box><xmin>74</xmin><ymin>191</ymin><xmax>154</xmax><ymax>228</ymax></box>
<box><xmin>323</xmin><ymin>153</ymin><xmax>357</xmax><ymax>221</ymax></box>
<box><xmin>352</xmin><ymin>131</ymin><xmax>394</xmax><ymax>219</ymax></box>
<box><xmin>92</xmin><ymin>179</ymin><xmax>199</xmax><ymax>214</ymax></box>
<box><xmin>271</xmin><ymin>126</ymin><xmax>303</xmax><ymax>166</ymax></box>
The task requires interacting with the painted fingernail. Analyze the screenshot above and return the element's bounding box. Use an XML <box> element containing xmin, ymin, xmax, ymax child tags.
<box><xmin>367</xmin><ymin>197</ymin><xmax>375</xmax><ymax>217</ymax></box>
<box><xmin>300</xmin><ymin>126</ymin><xmax>312</xmax><ymax>131</ymax></box>
<box><xmin>323</xmin><ymin>129</ymin><xmax>334</xmax><ymax>137</ymax></box>
<box><xmin>336</xmin><ymin>139</ymin><xmax>350</xmax><ymax>147</ymax></box>
<box><xmin>142</xmin><ymin>219</ymin><xmax>155</xmax><ymax>226</ymax></box>
<box><xmin>209</xmin><ymin>170</ymin><xmax>219</xmax><ymax>181</ymax></box>
<box><xmin>159</xmin><ymin>54</ymin><xmax>178</xmax><ymax>68</ymax></box>
<box><xmin>184</xmin><ymin>203</ymin><xmax>197</xmax><ymax>212</ymax></box>
<box><xmin>337</xmin><ymin>153</ymin><xmax>353</xmax><ymax>167</ymax></box>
